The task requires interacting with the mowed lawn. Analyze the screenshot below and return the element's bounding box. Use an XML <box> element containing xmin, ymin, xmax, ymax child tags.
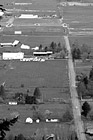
<box><xmin>3</xmin><ymin>60</ymin><xmax>68</xmax><ymax>88</ymax></box>
<box><xmin>0</xmin><ymin>60</ymin><xmax>69</xmax><ymax>100</ymax></box>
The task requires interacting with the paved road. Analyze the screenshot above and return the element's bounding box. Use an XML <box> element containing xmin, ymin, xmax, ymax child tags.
<box><xmin>64</xmin><ymin>36</ymin><xmax>87</xmax><ymax>140</ymax></box>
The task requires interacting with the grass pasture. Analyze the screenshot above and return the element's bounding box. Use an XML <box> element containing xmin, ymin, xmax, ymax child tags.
<box><xmin>69</xmin><ymin>36</ymin><xmax>93</xmax><ymax>51</ymax></box>
<box><xmin>0</xmin><ymin>0</ymin><xmax>58</xmax><ymax>11</ymax></box>
<box><xmin>13</xmin><ymin>18</ymin><xmax>61</xmax><ymax>27</ymax></box>
<box><xmin>82</xmin><ymin>0</ymin><xmax>93</xmax><ymax>3</ymax></box>
<box><xmin>69</xmin><ymin>35</ymin><xmax>93</xmax><ymax>75</ymax></box>
<box><xmin>0</xmin><ymin>60</ymin><xmax>69</xmax><ymax>100</ymax></box>
<box><xmin>3</xmin><ymin>27</ymin><xmax>65</xmax><ymax>36</ymax></box>
<box><xmin>63</xmin><ymin>6</ymin><xmax>93</xmax><ymax>29</ymax></box>
<box><xmin>8</xmin><ymin>122</ymin><xmax>74</xmax><ymax>138</ymax></box>
<box><xmin>75</xmin><ymin>61</ymin><xmax>92</xmax><ymax>76</ymax></box>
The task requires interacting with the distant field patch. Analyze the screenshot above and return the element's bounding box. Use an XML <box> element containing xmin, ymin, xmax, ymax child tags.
<box><xmin>75</xmin><ymin>61</ymin><xmax>92</xmax><ymax>76</ymax></box>
<box><xmin>2</xmin><ymin>60</ymin><xmax>68</xmax><ymax>88</ymax></box>
<box><xmin>0</xmin><ymin>60</ymin><xmax>69</xmax><ymax>101</ymax></box>
<box><xmin>63</xmin><ymin>6</ymin><xmax>93</xmax><ymax>29</ymax></box>
<box><xmin>13</xmin><ymin>18</ymin><xmax>61</xmax><ymax>26</ymax></box>
<box><xmin>69</xmin><ymin>36</ymin><xmax>93</xmax><ymax>50</ymax></box>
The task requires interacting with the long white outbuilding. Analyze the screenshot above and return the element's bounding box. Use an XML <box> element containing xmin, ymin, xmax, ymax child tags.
<box><xmin>3</xmin><ymin>52</ymin><xmax>24</xmax><ymax>60</ymax></box>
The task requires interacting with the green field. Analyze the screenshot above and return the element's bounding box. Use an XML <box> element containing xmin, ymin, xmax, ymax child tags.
<box><xmin>75</xmin><ymin>61</ymin><xmax>91</xmax><ymax>76</ymax></box>
<box><xmin>69</xmin><ymin>35</ymin><xmax>93</xmax><ymax>75</ymax></box>
<box><xmin>69</xmin><ymin>36</ymin><xmax>93</xmax><ymax>50</ymax></box>
<box><xmin>62</xmin><ymin>6</ymin><xmax>93</xmax><ymax>30</ymax></box>
<box><xmin>0</xmin><ymin>60</ymin><xmax>69</xmax><ymax>99</ymax></box>
<box><xmin>0</xmin><ymin>0</ymin><xmax>58</xmax><ymax>11</ymax></box>
<box><xmin>0</xmin><ymin>59</ymin><xmax>72</xmax><ymax>137</ymax></box>
<box><xmin>13</xmin><ymin>18</ymin><xmax>61</xmax><ymax>26</ymax></box>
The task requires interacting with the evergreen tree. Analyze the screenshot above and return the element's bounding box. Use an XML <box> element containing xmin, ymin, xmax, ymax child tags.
<box><xmin>0</xmin><ymin>117</ymin><xmax>18</xmax><ymax>140</ymax></box>
<box><xmin>80</xmin><ymin>44</ymin><xmax>91</xmax><ymax>54</ymax></box>
<box><xmin>39</xmin><ymin>44</ymin><xmax>43</xmax><ymax>51</ymax></box>
<box><xmin>49</xmin><ymin>42</ymin><xmax>55</xmax><ymax>52</ymax></box>
<box><xmin>44</xmin><ymin>46</ymin><xmax>48</xmax><ymax>52</ymax></box>
<box><xmin>0</xmin><ymin>85</ymin><xmax>5</xmax><ymax>98</ymax></box>
<box><xmin>56</xmin><ymin>42</ymin><xmax>62</xmax><ymax>53</ymax></box>
<box><xmin>81</xmin><ymin>101</ymin><xmax>91</xmax><ymax>117</ymax></box>
<box><xmin>16</xmin><ymin>134</ymin><xmax>25</xmax><ymax>140</ymax></box>
<box><xmin>33</xmin><ymin>87</ymin><xmax>41</xmax><ymax>99</ymax></box>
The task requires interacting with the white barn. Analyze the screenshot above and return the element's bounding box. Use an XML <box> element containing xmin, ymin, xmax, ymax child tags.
<box><xmin>19</xmin><ymin>14</ymin><xmax>38</xmax><ymax>19</ymax></box>
<box><xmin>3</xmin><ymin>52</ymin><xmax>24</xmax><ymax>60</ymax></box>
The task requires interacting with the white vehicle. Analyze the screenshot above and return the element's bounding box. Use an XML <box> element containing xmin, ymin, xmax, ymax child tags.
<box><xmin>20</xmin><ymin>44</ymin><xmax>30</xmax><ymax>49</ymax></box>
<box><xmin>0</xmin><ymin>11</ymin><xmax>4</xmax><ymax>16</ymax></box>
<box><xmin>34</xmin><ymin>23</ymin><xmax>40</xmax><ymax>26</ymax></box>
<box><xmin>26</xmin><ymin>117</ymin><xmax>33</xmax><ymax>123</ymax></box>
<box><xmin>62</xmin><ymin>23</ymin><xmax>68</xmax><ymax>28</ymax></box>
<box><xmin>40</xmin><ymin>59</ymin><xmax>45</xmax><ymax>62</ymax></box>
<box><xmin>31</xmin><ymin>46</ymin><xmax>39</xmax><ymax>51</ymax></box>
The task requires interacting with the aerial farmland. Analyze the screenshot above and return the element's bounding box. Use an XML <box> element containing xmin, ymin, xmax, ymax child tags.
<box><xmin>0</xmin><ymin>0</ymin><xmax>93</xmax><ymax>140</ymax></box>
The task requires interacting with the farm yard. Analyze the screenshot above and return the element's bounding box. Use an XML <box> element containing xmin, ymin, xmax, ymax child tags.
<box><xmin>0</xmin><ymin>0</ymin><xmax>92</xmax><ymax>139</ymax></box>
<box><xmin>0</xmin><ymin>59</ymin><xmax>73</xmax><ymax>138</ymax></box>
<box><xmin>0</xmin><ymin>103</ymin><xmax>73</xmax><ymax>137</ymax></box>
<box><xmin>0</xmin><ymin>35</ymin><xmax>65</xmax><ymax>47</ymax></box>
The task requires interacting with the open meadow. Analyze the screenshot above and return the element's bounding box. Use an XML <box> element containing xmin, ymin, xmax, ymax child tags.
<box><xmin>0</xmin><ymin>60</ymin><xmax>69</xmax><ymax>99</ymax></box>
<box><xmin>0</xmin><ymin>0</ymin><xmax>58</xmax><ymax>11</ymax></box>
<box><xmin>62</xmin><ymin>6</ymin><xmax>93</xmax><ymax>30</ymax></box>
<box><xmin>69</xmin><ymin>36</ymin><xmax>93</xmax><ymax>51</ymax></box>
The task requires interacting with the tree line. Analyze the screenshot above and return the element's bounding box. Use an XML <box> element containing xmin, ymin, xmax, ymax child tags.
<box><xmin>0</xmin><ymin>85</ymin><xmax>42</xmax><ymax>105</ymax></box>
<box><xmin>71</xmin><ymin>40</ymin><xmax>91</xmax><ymax>62</ymax></box>
<box><xmin>38</xmin><ymin>42</ymin><xmax>67</xmax><ymax>54</ymax></box>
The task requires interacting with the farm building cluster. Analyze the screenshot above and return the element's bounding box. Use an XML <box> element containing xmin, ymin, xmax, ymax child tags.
<box><xmin>0</xmin><ymin>39</ymin><xmax>68</xmax><ymax>61</ymax></box>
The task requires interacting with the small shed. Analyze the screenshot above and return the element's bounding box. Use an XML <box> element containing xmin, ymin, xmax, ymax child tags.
<box><xmin>25</xmin><ymin>117</ymin><xmax>33</xmax><ymax>123</ymax></box>
<box><xmin>9</xmin><ymin>101</ymin><xmax>17</xmax><ymax>105</ymax></box>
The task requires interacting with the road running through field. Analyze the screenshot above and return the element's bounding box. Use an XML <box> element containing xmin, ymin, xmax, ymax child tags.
<box><xmin>64</xmin><ymin>36</ymin><xmax>87</xmax><ymax>140</ymax></box>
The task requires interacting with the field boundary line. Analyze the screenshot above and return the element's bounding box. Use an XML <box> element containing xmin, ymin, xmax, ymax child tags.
<box><xmin>64</xmin><ymin>36</ymin><xmax>86</xmax><ymax>140</ymax></box>
<box><xmin>75</xmin><ymin>65</ymin><xmax>92</xmax><ymax>69</ymax></box>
